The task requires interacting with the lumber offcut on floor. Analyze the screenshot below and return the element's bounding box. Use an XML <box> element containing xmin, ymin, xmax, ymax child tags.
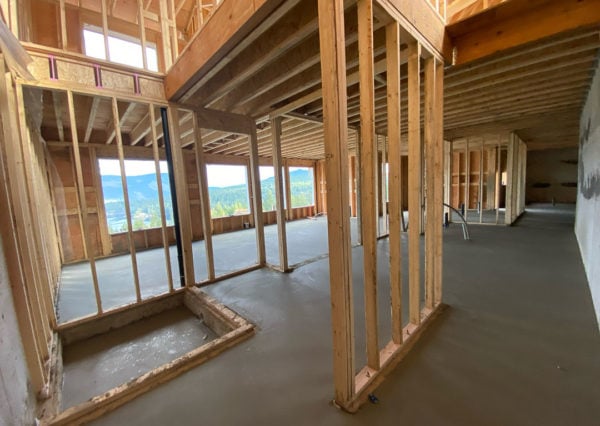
<box><xmin>88</xmin><ymin>204</ymin><xmax>600</xmax><ymax>426</ymax></box>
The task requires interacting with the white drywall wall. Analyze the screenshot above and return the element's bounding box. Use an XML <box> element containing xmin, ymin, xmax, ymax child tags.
<box><xmin>576</xmin><ymin>58</ymin><xmax>600</xmax><ymax>328</ymax></box>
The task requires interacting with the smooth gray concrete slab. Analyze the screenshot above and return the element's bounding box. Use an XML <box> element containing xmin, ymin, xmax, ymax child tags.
<box><xmin>90</xmin><ymin>204</ymin><xmax>600</xmax><ymax>426</ymax></box>
<box><xmin>61</xmin><ymin>306</ymin><xmax>216</xmax><ymax>409</ymax></box>
<box><xmin>57</xmin><ymin>217</ymin><xmax>359</xmax><ymax>323</ymax></box>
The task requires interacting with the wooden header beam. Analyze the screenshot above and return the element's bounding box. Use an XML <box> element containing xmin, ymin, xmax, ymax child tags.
<box><xmin>191</xmin><ymin>107</ymin><xmax>256</xmax><ymax>134</ymax></box>
<box><xmin>164</xmin><ymin>0</ymin><xmax>288</xmax><ymax>100</ymax></box>
<box><xmin>448</xmin><ymin>0</ymin><xmax>600</xmax><ymax>66</ymax></box>
<box><xmin>374</xmin><ymin>0</ymin><xmax>452</xmax><ymax>62</ymax></box>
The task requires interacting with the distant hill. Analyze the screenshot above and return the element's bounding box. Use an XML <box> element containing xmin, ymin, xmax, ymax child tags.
<box><xmin>100</xmin><ymin>173</ymin><xmax>171</xmax><ymax>202</ymax></box>
<box><xmin>100</xmin><ymin>168</ymin><xmax>314</xmax><ymax>232</ymax></box>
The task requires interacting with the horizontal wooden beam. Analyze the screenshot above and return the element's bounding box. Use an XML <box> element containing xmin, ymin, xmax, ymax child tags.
<box><xmin>164</xmin><ymin>0</ymin><xmax>289</xmax><ymax>100</ymax></box>
<box><xmin>449</xmin><ymin>0</ymin><xmax>600</xmax><ymax>66</ymax></box>
<box><xmin>191</xmin><ymin>107</ymin><xmax>255</xmax><ymax>134</ymax></box>
<box><xmin>374</xmin><ymin>0</ymin><xmax>452</xmax><ymax>62</ymax></box>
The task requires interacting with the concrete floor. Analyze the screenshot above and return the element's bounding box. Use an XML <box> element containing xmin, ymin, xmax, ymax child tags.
<box><xmin>57</xmin><ymin>216</ymin><xmax>360</xmax><ymax>323</ymax></box>
<box><xmin>61</xmin><ymin>306</ymin><xmax>216</xmax><ymax>409</ymax></box>
<box><xmin>86</xmin><ymin>204</ymin><xmax>600</xmax><ymax>426</ymax></box>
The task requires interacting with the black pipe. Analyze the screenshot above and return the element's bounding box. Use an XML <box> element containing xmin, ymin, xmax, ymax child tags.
<box><xmin>160</xmin><ymin>107</ymin><xmax>185</xmax><ymax>288</ymax></box>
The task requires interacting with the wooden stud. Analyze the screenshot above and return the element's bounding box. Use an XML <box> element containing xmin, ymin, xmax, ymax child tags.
<box><xmin>355</xmin><ymin>128</ymin><xmax>362</xmax><ymax>245</ymax></box>
<box><xmin>84</xmin><ymin>97</ymin><xmax>100</xmax><ymax>144</ymax></box>
<box><xmin>433</xmin><ymin>58</ymin><xmax>444</xmax><ymax>306</ymax></box>
<box><xmin>67</xmin><ymin>90</ymin><xmax>103</xmax><ymax>314</ymax></box>
<box><xmin>59</xmin><ymin>0</ymin><xmax>67</xmax><ymax>50</ymax></box>
<box><xmin>358</xmin><ymin>0</ymin><xmax>380</xmax><ymax>371</ymax></box>
<box><xmin>101</xmin><ymin>0</ymin><xmax>110</xmax><ymax>61</ymax></box>
<box><xmin>111</xmin><ymin>98</ymin><xmax>142</xmax><ymax>302</ymax></box>
<box><xmin>15</xmin><ymin>86</ymin><xmax>57</xmax><ymax>332</ymax></box>
<box><xmin>380</xmin><ymin>135</ymin><xmax>388</xmax><ymax>236</ymax></box>
<box><xmin>137</xmin><ymin>0</ymin><xmax>149</xmax><ymax>70</ymax></box>
<box><xmin>248</xmin><ymin>127</ymin><xmax>266</xmax><ymax>265</ymax></box>
<box><xmin>159</xmin><ymin>0</ymin><xmax>173</xmax><ymax>70</ymax></box>
<box><xmin>284</xmin><ymin>162</ymin><xmax>292</xmax><ymax>220</ymax></box>
<box><xmin>89</xmin><ymin>146</ymin><xmax>112</xmax><ymax>256</ymax></box>
<box><xmin>407</xmin><ymin>41</ymin><xmax>421</xmax><ymax>326</ymax></box>
<box><xmin>271</xmin><ymin>117</ymin><xmax>289</xmax><ymax>271</ymax></box>
<box><xmin>424</xmin><ymin>56</ymin><xmax>435</xmax><ymax>310</ymax></box>
<box><xmin>149</xmin><ymin>105</ymin><xmax>175</xmax><ymax>292</ymax></box>
<box><xmin>386</xmin><ymin>20</ymin><xmax>403</xmax><ymax>344</ymax></box>
<box><xmin>192</xmin><ymin>112</ymin><xmax>216</xmax><ymax>280</ymax></box>
<box><xmin>317</xmin><ymin>0</ymin><xmax>355</xmax><ymax>405</ymax></box>
<box><xmin>167</xmin><ymin>106</ymin><xmax>196</xmax><ymax>286</ymax></box>
<box><xmin>0</xmin><ymin>63</ymin><xmax>46</xmax><ymax>392</ymax></box>
<box><xmin>479</xmin><ymin>140</ymin><xmax>484</xmax><ymax>223</ymax></box>
<box><xmin>465</xmin><ymin>137</ymin><xmax>470</xmax><ymax>219</ymax></box>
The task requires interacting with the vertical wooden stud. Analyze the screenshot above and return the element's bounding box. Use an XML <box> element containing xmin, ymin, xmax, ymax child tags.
<box><xmin>433</xmin><ymin>59</ymin><xmax>444</xmax><ymax>306</ymax></box>
<box><xmin>68</xmin><ymin>90</ymin><xmax>103</xmax><ymax>314</ymax></box>
<box><xmin>271</xmin><ymin>117</ymin><xmax>289</xmax><ymax>271</ymax></box>
<box><xmin>192</xmin><ymin>113</ymin><xmax>216</xmax><ymax>280</ymax></box>
<box><xmin>424</xmin><ymin>56</ymin><xmax>435</xmax><ymax>310</ymax></box>
<box><xmin>149</xmin><ymin>105</ymin><xmax>174</xmax><ymax>291</ymax></box>
<box><xmin>317</xmin><ymin>0</ymin><xmax>355</xmax><ymax>405</ymax></box>
<box><xmin>248</xmin><ymin>129</ymin><xmax>266</xmax><ymax>265</ymax></box>
<box><xmin>137</xmin><ymin>0</ymin><xmax>149</xmax><ymax>70</ymax></box>
<box><xmin>386</xmin><ymin>20</ymin><xmax>403</xmax><ymax>344</ymax></box>
<box><xmin>167</xmin><ymin>106</ymin><xmax>195</xmax><ymax>285</ymax></box>
<box><xmin>358</xmin><ymin>0</ymin><xmax>380</xmax><ymax>371</ymax></box>
<box><xmin>407</xmin><ymin>41</ymin><xmax>421</xmax><ymax>326</ymax></box>
<box><xmin>111</xmin><ymin>98</ymin><xmax>142</xmax><ymax>302</ymax></box>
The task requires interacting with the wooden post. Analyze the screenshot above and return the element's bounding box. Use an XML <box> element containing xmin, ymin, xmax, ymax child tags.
<box><xmin>14</xmin><ymin>86</ymin><xmax>56</xmax><ymax>330</ymax></box>
<box><xmin>358</xmin><ymin>0</ymin><xmax>379</xmax><ymax>371</ymax></box>
<box><xmin>112</xmin><ymin>98</ymin><xmax>142</xmax><ymax>302</ymax></box>
<box><xmin>248</xmin><ymin>128</ymin><xmax>266</xmax><ymax>265</ymax></box>
<box><xmin>68</xmin><ymin>91</ymin><xmax>103</xmax><ymax>313</ymax></box>
<box><xmin>355</xmin><ymin>128</ymin><xmax>362</xmax><ymax>245</ymax></box>
<box><xmin>90</xmin><ymin>147</ymin><xmax>112</xmax><ymax>256</ymax></box>
<box><xmin>271</xmin><ymin>117</ymin><xmax>289</xmax><ymax>271</ymax></box>
<box><xmin>318</xmin><ymin>0</ymin><xmax>355</xmax><ymax>405</ymax></box>
<box><xmin>434</xmin><ymin>59</ymin><xmax>444</xmax><ymax>306</ymax></box>
<box><xmin>465</xmin><ymin>138</ymin><xmax>470</xmax><ymax>220</ymax></box>
<box><xmin>479</xmin><ymin>140</ymin><xmax>484</xmax><ymax>223</ymax></box>
<box><xmin>407</xmin><ymin>41</ymin><xmax>421</xmax><ymax>326</ymax></box>
<box><xmin>0</xmin><ymin>66</ymin><xmax>46</xmax><ymax>392</ymax></box>
<box><xmin>59</xmin><ymin>0</ymin><xmax>67</xmax><ymax>50</ymax></box>
<box><xmin>495</xmin><ymin>143</ymin><xmax>501</xmax><ymax>224</ymax></box>
<box><xmin>381</xmin><ymin>136</ymin><xmax>388</xmax><ymax>236</ymax></box>
<box><xmin>159</xmin><ymin>0</ymin><xmax>173</xmax><ymax>70</ymax></box>
<box><xmin>505</xmin><ymin>134</ymin><xmax>516</xmax><ymax>224</ymax></box>
<box><xmin>149</xmin><ymin>105</ymin><xmax>174</xmax><ymax>291</ymax></box>
<box><xmin>424</xmin><ymin>56</ymin><xmax>435</xmax><ymax>310</ymax></box>
<box><xmin>167</xmin><ymin>106</ymin><xmax>196</xmax><ymax>285</ymax></box>
<box><xmin>349</xmin><ymin>155</ymin><xmax>357</xmax><ymax>217</ymax></box>
<box><xmin>101</xmin><ymin>0</ymin><xmax>110</xmax><ymax>60</ymax></box>
<box><xmin>192</xmin><ymin>114</ymin><xmax>216</xmax><ymax>280</ymax></box>
<box><xmin>137</xmin><ymin>0</ymin><xmax>149</xmax><ymax>70</ymax></box>
<box><xmin>386</xmin><ymin>20</ymin><xmax>403</xmax><ymax>344</ymax></box>
<box><xmin>284</xmin><ymin>162</ymin><xmax>292</xmax><ymax>220</ymax></box>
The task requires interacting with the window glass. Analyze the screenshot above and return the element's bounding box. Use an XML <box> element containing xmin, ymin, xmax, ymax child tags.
<box><xmin>98</xmin><ymin>159</ymin><xmax>173</xmax><ymax>234</ymax></box>
<box><xmin>289</xmin><ymin>167</ymin><xmax>315</xmax><ymax>208</ymax></box>
<box><xmin>206</xmin><ymin>164</ymin><xmax>250</xmax><ymax>218</ymax></box>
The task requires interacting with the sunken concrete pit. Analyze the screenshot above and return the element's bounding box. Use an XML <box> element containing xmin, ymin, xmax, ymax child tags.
<box><xmin>42</xmin><ymin>288</ymin><xmax>254</xmax><ymax>425</ymax></box>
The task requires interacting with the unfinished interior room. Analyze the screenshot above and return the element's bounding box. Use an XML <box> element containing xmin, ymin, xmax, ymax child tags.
<box><xmin>1</xmin><ymin>0</ymin><xmax>600</xmax><ymax>424</ymax></box>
